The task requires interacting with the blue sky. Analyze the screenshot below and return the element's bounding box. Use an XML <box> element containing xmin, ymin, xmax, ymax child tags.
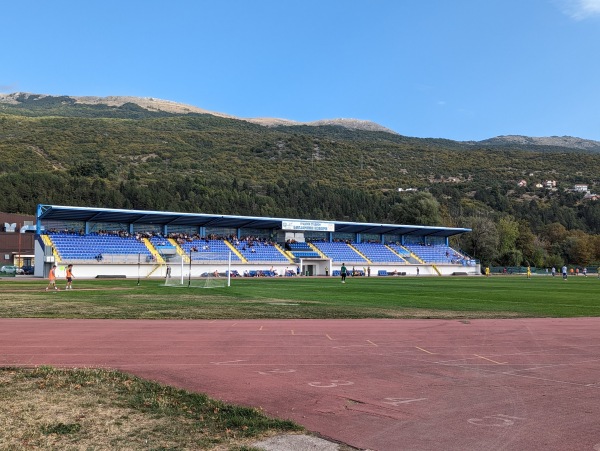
<box><xmin>2</xmin><ymin>0</ymin><xmax>599</xmax><ymax>141</ymax></box>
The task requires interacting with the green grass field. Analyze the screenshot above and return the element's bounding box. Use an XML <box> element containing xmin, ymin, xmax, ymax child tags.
<box><xmin>1</xmin><ymin>275</ymin><xmax>598</xmax><ymax>319</ymax></box>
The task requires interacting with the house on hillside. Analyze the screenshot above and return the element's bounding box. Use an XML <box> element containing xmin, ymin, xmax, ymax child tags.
<box><xmin>545</xmin><ymin>180</ymin><xmax>557</xmax><ymax>189</ymax></box>
<box><xmin>517</xmin><ymin>179</ymin><xmax>527</xmax><ymax>187</ymax></box>
<box><xmin>573</xmin><ymin>184</ymin><xmax>589</xmax><ymax>193</ymax></box>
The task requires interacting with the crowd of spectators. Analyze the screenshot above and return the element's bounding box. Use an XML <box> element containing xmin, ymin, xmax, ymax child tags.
<box><xmin>48</xmin><ymin>229</ymin><xmax>279</xmax><ymax>245</ymax></box>
<box><xmin>45</xmin><ymin>227</ymin><xmax>470</xmax><ymax>268</ymax></box>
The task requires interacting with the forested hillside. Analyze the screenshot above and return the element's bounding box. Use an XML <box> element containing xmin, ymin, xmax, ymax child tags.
<box><xmin>1</xmin><ymin>94</ymin><xmax>599</xmax><ymax>267</ymax></box>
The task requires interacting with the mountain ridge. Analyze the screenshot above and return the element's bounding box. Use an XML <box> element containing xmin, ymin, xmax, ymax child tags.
<box><xmin>0</xmin><ymin>92</ymin><xmax>397</xmax><ymax>135</ymax></box>
<box><xmin>473</xmin><ymin>135</ymin><xmax>600</xmax><ymax>152</ymax></box>
<box><xmin>1</xmin><ymin>92</ymin><xmax>600</xmax><ymax>151</ymax></box>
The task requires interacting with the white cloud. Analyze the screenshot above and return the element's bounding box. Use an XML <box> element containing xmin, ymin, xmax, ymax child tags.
<box><xmin>558</xmin><ymin>0</ymin><xmax>600</xmax><ymax>20</ymax></box>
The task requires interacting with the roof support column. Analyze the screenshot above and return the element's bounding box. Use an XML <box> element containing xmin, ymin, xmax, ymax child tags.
<box><xmin>36</xmin><ymin>204</ymin><xmax>43</xmax><ymax>234</ymax></box>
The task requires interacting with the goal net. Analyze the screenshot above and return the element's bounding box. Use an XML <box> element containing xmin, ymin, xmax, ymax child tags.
<box><xmin>164</xmin><ymin>251</ymin><xmax>231</xmax><ymax>288</ymax></box>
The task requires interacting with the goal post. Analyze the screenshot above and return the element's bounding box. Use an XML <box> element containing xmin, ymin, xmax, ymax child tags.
<box><xmin>164</xmin><ymin>251</ymin><xmax>231</xmax><ymax>288</ymax></box>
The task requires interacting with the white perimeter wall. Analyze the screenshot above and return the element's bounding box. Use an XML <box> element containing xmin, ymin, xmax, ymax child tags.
<box><xmin>34</xmin><ymin>260</ymin><xmax>480</xmax><ymax>279</ymax></box>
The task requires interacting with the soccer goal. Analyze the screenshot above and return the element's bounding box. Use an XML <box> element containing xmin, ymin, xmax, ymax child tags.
<box><xmin>164</xmin><ymin>251</ymin><xmax>231</xmax><ymax>288</ymax></box>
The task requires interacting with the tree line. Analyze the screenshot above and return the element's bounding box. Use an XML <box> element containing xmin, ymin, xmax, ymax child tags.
<box><xmin>1</xmin><ymin>106</ymin><xmax>599</xmax><ymax>268</ymax></box>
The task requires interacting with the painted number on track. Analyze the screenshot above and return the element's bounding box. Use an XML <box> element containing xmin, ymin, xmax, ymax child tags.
<box><xmin>383</xmin><ymin>397</ymin><xmax>427</xmax><ymax>406</ymax></box>
<box><xmin>468</xmin><ymin>414</ymin><xmax>525</xmax><ymax>427</ymax></box>
<box><xmin>258</xmin><ymin>369</ymin><xmax>296</xmax><ymax>375</ymax></box>
<box><xmin>309</xmin><ymin>380</ymin><xmax>354</xmax><ymax>388</ymax></box>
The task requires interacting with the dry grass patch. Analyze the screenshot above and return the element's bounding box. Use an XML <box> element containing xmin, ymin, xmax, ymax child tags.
<box><xmin>370</xmin><ymin>308</ymin><xmax>529</xmax><ymax>319</ymax></box>
<box><xmin>0</xmin><ymin>366</ymin><xmax>301</xmax><ymax>450</ymax></box>
<box><xmin>0</xmin><ymin>299</ymin><xmax>125</xmax><ymax>318</ymax></box>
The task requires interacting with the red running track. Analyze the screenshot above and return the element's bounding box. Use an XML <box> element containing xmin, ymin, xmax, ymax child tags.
<box><xmin>1</xmin><ymin>318</ymin><xmax>600</xmax><ymax>451</ymax></box>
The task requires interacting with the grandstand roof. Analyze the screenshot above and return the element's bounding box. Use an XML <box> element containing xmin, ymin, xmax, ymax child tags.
<box><xmin>36</xmin><ymin>204</ymin><xmax>470</xmax><ymax>238</ymax></box>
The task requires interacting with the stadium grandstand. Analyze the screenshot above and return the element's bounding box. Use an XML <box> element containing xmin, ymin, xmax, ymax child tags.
<box><xmin>32</xmin><ymin>204</ymin><xmax>476</xmax><ymax>280</ymax></box>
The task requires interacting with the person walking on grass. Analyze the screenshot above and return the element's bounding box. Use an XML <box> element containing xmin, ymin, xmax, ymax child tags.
<box><xmin>341</xmin><ymin>263</ymin><xmax>347</xmax><ymax>283</ymax></box>
<box><xmin>46</xmin><ymin>265</ymin><xmax>58</xmax><ymax>291</ymax></box>
<box><xmin>562</xmin><ymin>265</ymin><xmax>568</xmax><ymax>281</ymax></box>
<box><xmin>65</xmin><ymin>264</ymin><xmax>74</xmax><ymax>290</ymax></box>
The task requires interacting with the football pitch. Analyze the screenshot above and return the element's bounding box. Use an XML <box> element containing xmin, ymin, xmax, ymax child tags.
<box><xmin>1</xmin><ymin>275</ymin><xmax>598</xmax><ymax>319</ymax></box>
